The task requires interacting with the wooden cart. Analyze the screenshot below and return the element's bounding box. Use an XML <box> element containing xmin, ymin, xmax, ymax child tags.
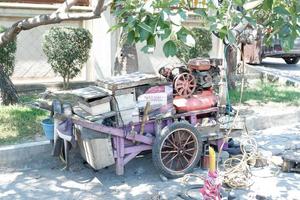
<box><xmin>53</xmin><ymin>72</ymin><xmax>225</xmax><ymax>178</ymax></box>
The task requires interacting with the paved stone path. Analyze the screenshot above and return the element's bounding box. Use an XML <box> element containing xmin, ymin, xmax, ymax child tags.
<box><xmin>1</xmin><ymin>124</ymin><xmax>300</xmax><ymax>200</ymax></box>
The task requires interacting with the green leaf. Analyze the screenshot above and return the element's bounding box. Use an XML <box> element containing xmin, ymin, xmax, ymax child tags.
<box><xmin>177</xmin><ymin>29</ymin><xmax>188</xmax><ymax>43</ymax></box>
<box><xmin>160</xmin><ymin>28</ymin><xmax>171</xmax><ymax>40</ymax></box>
<box><xmin>107</xmin><ymin>23</ymin><xmax>124</xmax><ymax>32</ymax></box>
<box><xmin>178</xmin><ymin>9</ymin><xmax>187</xmax><ymax>20</ymax></box>
<box><xmin>160</xmin><ymin>10</ymin><xmax>169</xmax><ymax>21</ymax></box>
<box><xmin>274</xmin><ymin>6</ymin><xmax>290</xmax><ymax>15</ymax></box>
<box><xmin>194</xmin><ymin>8</ymin><xmax>207</xmax><ymax>17</ymax></box>
<box><xmin>163</xmin><ymin>40</ymin><xmax>177</xmax><ymax>57</ymax></box>
<box><xmin>139</xmin><ymin>22</ymin><xmax>153</xmax><ymax>33</ymax></box>
<box><xmin>147</xmin><ymin>35</ymin><xmax>156</xmax><ymax>47</ymax></box>
<box><xmin>227</xmin><ymin>30</ymin><xmax>236</xmax><ymax>44</ymax></box>
<box><xmin>127</xmin><ymin>30</ymin><xmax>135</xmax><ymax>44</ymax></box>
<box><xmin>262</xmin><ymin>0</ymin><xmax>273</xmax><ymax>10</ymax></box>
<box><xmin>170</xmin><ymin>0</ymin><xmax>180</xmax><ymax>6</ymax></box>
<box><xmin>245</xmin><ymin>16</ymin><xmax>256</xmax><ymax>26</ymax></box>
<box><xmin>219</xmin><ymin>26</ymin><xmax>228</xmax><ymax>39</ymax></box>
<box><xmin>138</xmin><ymin>27</ymin><xmax>151</xmax><ymax>42</ymax></box>
<box><xmin>233</xmin><ymin>0</ymin><xmax>245</xmax><ymax>6</ymax></box>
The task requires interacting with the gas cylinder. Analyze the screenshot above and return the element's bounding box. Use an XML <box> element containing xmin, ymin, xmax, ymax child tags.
<box><xmin>173</xmin><ymin>90</ymin><xmax>218</xmax><ymax>112</ymax></box>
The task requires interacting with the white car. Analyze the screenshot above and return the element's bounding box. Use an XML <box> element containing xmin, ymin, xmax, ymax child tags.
<box><xmin>262</xmin><ymin>38</ymin><xmax>300</xmax><ymax>64</ymax></box>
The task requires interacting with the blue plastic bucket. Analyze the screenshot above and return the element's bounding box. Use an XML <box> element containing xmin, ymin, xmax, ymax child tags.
<box><xmin>41</xmin><ymin>118</ymin><xmax>54</xmax><ymax>140</ymax></box>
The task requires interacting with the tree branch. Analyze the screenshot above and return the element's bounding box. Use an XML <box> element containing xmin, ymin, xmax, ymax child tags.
<box><xmin>55</xmin><ymin>0</ymin><xmax>79</xmax><ymax>14</ymax></box>
<box><xmin>0</xmin><ymin>0</ymin><xmax>109</xmax><ymax>48</ymax></box>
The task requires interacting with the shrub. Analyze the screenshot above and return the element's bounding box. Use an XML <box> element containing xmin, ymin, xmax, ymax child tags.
<box><xmin>43</xmin><ymin>27</ymin><xmax>92</xmax><ymax>89</ymax></box>
<box><xmin>0</xmin><ymin>26</ymin><xmax>17</xmax><ymax>76</ymax></box>
<box><xmin>176</xmin><ymin>28</ymin><xmax>212</xmax><ymax>63</ymax></box>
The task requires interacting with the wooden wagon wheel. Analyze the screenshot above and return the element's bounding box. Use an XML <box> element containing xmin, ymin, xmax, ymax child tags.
<box><xmin>174</xmin><ymin>73</ymin><xmax>196</xmax><ymax>98</ymax></box>
<box><xmin>152</xmin><ymin>122</ymin><xmax>202</xmax><ymax>178</ymax></box>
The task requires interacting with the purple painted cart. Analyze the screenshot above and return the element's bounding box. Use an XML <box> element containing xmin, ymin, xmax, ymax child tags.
<box><xmin>69</xmin><ymin>106</ymin><xmax>224</xmax><ymax>178</ymax></box>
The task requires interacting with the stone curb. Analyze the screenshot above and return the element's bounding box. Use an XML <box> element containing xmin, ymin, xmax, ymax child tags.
<box><xmin>245</xmin><ymin>110</ymin><xmax>300</xmax><ymax>131</ymax></box>
<box><xmin>0</xmin><ymin>141</ymin><xmax>52</xmax><ymax>167</ymax></box>
<box><xmin>245</xmin><ymin>64</ymin><xmax>300</xmax><ymax>87</ymax></box>
<box><xmin>1</xmin><ymin>110</ymin><xmax>300</xmax><ymax>167</ymax></box>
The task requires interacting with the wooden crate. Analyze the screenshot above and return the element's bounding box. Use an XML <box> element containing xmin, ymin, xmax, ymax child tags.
<box><xmin>119</xmin><ymin>107</ymin><xmax>140</xmax><ymax>125</ymax></box>
<box><xmin>76</xmin><ymin>127</ymin><xmax>115</xmax><ymax>170</ymax></box>
<box><xmin>96</xmin><ymin>72</ymin><xmax>162</xmax><ymax>92</ymax></box>
<box><xmin>78</xmin><ymin>96</ymin><xmax>111</xmax><ymax>116</ymax></box>
<box><xmin>114</xmin><ymin>88</ymin><xmax>136</xmax><ymax>110</ymax></box>
<box><xmin>73</xmin><ymin>86</ymin><xmax>111</xmax><ymax>116</ymax></box>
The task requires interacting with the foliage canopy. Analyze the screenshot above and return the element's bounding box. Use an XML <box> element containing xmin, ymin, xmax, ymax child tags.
<box><xmin>176</xmin><ymin>28</ymin><xmax>212</xmax><ymax>63</ymax></box>
<box><xmin>0</xmin><ymin>26</ymin><xmax>17</xmax><ymax>76</ymax></box>
<box><xmin>111</xmin><ymin>0</ymin><xmax>300</xmax><ymax>57</ymax></box>
<box><xmin>43</xmin><ymin>27</ymin><xmax>92</xmax><ymax>89</ymax></box>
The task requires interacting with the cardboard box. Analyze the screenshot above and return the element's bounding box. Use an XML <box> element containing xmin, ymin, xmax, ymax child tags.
<box><xmin>137</xmin><ymin>84</ymin><xmax>174</xmax><ymax>118</ymax></box>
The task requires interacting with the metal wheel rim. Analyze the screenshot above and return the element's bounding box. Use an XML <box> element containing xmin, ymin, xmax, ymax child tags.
<box><xmin>174</xmin><ymin>73</ymin><xmax>196</xmax><ymax>97</ymax></box>
<box><xmin>159</xmin><ymin>128</ymin><xmax>199</xmax><ymax>173</ymax></box>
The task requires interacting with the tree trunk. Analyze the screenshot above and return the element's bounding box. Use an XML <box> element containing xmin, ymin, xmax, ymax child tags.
<box><xmin>114</xmin><ymin>43</ymin><xmax>139</xmax><ymax>75</ymax></box>
<box><xmin>0</xmin><ymin>64</ymin><xmax>18</xmax><ymax>105</ymax></box>
<box><xmin>63</xmin><ymin>76</ymin><xmax>67</xmax><ymax>90</ymax></box>
<box><xmin>225</xmin><ymin>45</ymin><xmax>238</xmax><ymax>90</ymax></box>
<box><xmin>66</xmin><ymin>75</ymin><xmax>70</xmax><ymax>90</ymax></box>
<box><xmin>0</xmin><ymin>0</ymin><xmax>110</xmax><ymax>48</ymax></box>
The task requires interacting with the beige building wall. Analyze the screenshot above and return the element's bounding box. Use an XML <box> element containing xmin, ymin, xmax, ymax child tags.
<box><xmin>0</xmin><ymin>3</ymin><xmax>90</xmax><ymax>83</ymax></box>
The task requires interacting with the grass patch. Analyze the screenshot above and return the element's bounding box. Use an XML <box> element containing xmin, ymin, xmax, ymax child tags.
<box><xmin>0</xmin><ymin>105</ymin><xmax>48</xmax><ymax>145</ymax></box>
<box><xmin>229</xmin><ymin>83</ymin><xmax>300</xmax><ymax>105</ymax></box>
<box><xmin>19</xmin><ymin>92</ymin><xmax>40</xmax><ymax>103</ymax></box>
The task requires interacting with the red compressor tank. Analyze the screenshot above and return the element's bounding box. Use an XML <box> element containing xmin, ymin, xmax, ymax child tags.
<box><xmin>173</xmin><ymin>90</ymin><xmax>218</xmax><ymax>112</ymax></box>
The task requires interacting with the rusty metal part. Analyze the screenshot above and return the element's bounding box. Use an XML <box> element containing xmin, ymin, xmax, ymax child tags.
<box><xmin>174</xmin><ymin>73</ymin><xmax>196</xmax><ymax>97</ymax></box>
<box><xmin>188</xmin><ymin>58</ymin><xmax>211</xmax><ymax>71</ymax></box>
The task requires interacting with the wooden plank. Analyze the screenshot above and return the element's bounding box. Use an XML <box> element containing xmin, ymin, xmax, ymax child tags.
<box><xmin>69</xmin><ymin>115</ymin><xmax>154</xmax><ymax>145</ymax></box>
<box><xmin>72</xmin><ymin>86</ymin><xmax>109</xmax><ymax>101</ymax></box>
<box><xmin>96</xmin><ymin>72</ymin><xmax>162</xmax><ymax>91</ymax></box>
<box><xmin>73</xmin><ymin>106</ymin><xmax>116</xmax><ymax>122</ymax></box>
<box><xmin>78</xmin><ymin>96</ymin><xmax>112</xmax><ymax>106</ymax></box>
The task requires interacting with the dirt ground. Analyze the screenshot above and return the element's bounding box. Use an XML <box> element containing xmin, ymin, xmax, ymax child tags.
<box><xmin>1</xmin><ymin>123</ymin><xmax>300</xmax><ymax>200</ymax></box>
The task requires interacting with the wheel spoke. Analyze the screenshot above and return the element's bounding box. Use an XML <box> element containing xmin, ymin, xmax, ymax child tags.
<box><xmin>185</xmin><ymin>147</ymin><xmax>195</xmax><ymax>151</ymax></box>
<box><xmin>183</xmin><ymin>89</ymin><xmax>188</xmax><ymax>96</ymax></box>
<box><xmin>186</xmin><ymin>140</ymin><xmax>195</xmax><ymax>146</ymax></box>
<box><xmin>162</xmin><ymin>144</ymin><xmax>174</xmax><ymax>149</ymax></box>
<box><xmin>182</xmin><ymin>154</ymin><xmax>190</xmax><ymax>164</ymax></box>
<box><xmin>177</xmin><ymin>131</ymin><xmax>182</xmax><ymax>147</ymax></box>
<box><xmin>184</xmin><ymin>151</ymin><xmax>194</xmax><ymax>157</ymax></box>
<box><xmin>175</xmin><ymin>157</ymin><xmax>180</xmax><ymax>170</ymax></box>
<box><xmin>162</xmin><ymin>152</ymin><xmax>172</xmax><ymax>161</ymax></box>
<box><xmin>166</xmin><ymin>153</ymin><xmax>178</xmax><ymax>165</ymax></box>
<box><xmin>179</xmin><ymin>156</ymin><xmax>185</xmax><ymax>169</ymax></box>
<box><xmin>161</xmin><ymin>150</ymin><xmax>177</xmax><ymax>153</ymax></box>
<box><xmin>167</xmin><ymin>138</ymin><xmax>177</xmax><ymax>149</ymax></box>
<box><xmin>183</xmin><ymin>135</ymin><xmax>192</xmax><ymax>147</ymax></box>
